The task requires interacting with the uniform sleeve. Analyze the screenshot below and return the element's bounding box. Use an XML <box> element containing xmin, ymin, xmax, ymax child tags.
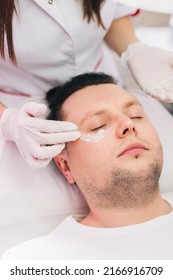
<box><xmin>113</xmin><ymin>4</ymin><xmax>139</xmax><ymax>20</ymax></box>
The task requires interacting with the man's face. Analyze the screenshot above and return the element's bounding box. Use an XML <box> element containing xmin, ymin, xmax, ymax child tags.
<box><xmin>55</xmin><ymin>84</ymin><xmax>163</xmax><ymax>208</ymax></box>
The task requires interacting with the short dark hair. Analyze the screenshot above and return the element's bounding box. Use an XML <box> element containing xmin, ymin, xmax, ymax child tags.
<box><xmin>46</xmin><ymin>72</ymin><xmax>117</xmax><ymax>121</ymax></box>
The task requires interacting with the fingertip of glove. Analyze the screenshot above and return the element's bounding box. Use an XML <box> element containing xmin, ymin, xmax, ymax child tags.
<box><xmin>35</xmin><ymin>104</ymin><xmax>48</xmax><ymax>116</ymax></box>
<box><xmin>29</xmin><ymin>157</ymin><xmax>52</xmax><ymax>169</ymax></box>
<box><xmin>71</xmin><ymin>131</ymin><xmax>81</xmax><ymax>140</ymax></box>
<box><xmin>24</xmin><ymin>102</ymin><xmax>47</xmax><ymax>117</ymax></box>
<box><xmin>61</xmin><ymin>122</ymin><xmax>78</xmax><ymax>130</ymax></box>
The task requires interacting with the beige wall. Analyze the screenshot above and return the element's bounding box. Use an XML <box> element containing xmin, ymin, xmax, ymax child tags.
<box><xmin>132</xmin><ymin>11</ymin><xmax>171</xmax><ymax>27</ymax></box>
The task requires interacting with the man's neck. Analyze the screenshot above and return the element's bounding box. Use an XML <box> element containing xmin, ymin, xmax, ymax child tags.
<box><xmin>80</xmin><ymin>193</ymin><xmax>172</xmax><ymax>228</ymax></box>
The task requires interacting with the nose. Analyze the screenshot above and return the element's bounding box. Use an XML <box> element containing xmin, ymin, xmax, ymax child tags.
<box><xmin>116</xmin><ymin>115</ymin><xmax>136</xmax><ymax>138</ymax></box>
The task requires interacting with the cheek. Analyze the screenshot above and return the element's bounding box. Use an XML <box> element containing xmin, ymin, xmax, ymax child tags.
<box><xmin>138</xmin><ymin>123</ymin><xmax>162</xmax><ymax>158</ymax></box>
<box><xmin>67</xmin><ymin>141</ymin><xmax>108</xmax><ymax>176</ymax></box>
<box><xmin>142</xmin><ymin>124</ymin><xmax>161</xmax><ymax>143</ymax></box>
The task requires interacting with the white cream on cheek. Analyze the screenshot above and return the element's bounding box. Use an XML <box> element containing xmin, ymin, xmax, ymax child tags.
<box><xmin>80</xmin><ymin>129</ymin><xmax>106</xmax><ymax>142</ymax></box>
<box><xmin>79</xmin><ymin>113</ymin><xmax>113</xmax><ymax>143</ymax></box>
<box><xmin>80</xmin><ymin>126</ymin><xmax>112</xmax><ymax>143</ymax></box>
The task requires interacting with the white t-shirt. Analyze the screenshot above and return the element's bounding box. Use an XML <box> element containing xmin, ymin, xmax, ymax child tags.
<box><xmin>2</xmin><ymin>192</ymin><xmax>173</xmax><ymax>260</ymax></box>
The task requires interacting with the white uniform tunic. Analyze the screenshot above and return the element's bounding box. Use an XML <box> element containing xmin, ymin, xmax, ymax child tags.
<box><xmin>0</xmin><ymin>0</ymin><xmax>135</xmax><ymax>107</ymax></box>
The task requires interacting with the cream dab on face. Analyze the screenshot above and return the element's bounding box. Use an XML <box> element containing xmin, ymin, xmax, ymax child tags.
<box><xmin>80</xmin><ymin>126</ymin><xmax>112</xmax><ymax>143</ymax></box>
<box><xmin>79</xmin><ymin>109</ymin><xmax>112</xmax><ymax>143</ymax></box>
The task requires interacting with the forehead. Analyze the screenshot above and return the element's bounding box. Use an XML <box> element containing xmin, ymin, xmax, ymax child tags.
<box><xmin>62</xmin><ymin>84</ymin><xmax>138</xmax><ymax>123</ymax></box>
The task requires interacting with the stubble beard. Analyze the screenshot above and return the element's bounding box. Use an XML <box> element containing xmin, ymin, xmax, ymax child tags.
<box><xmin>82</xmin><ymin>147</ymin><xmax>163</xmax><ymax>210</ymax></box>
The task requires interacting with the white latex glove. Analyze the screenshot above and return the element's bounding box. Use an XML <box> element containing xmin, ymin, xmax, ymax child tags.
<box><xmin>121</xmin><ymin>42</ymin><xmax>173</xmax><ymax>102</ymax></box>
<box><xmin>0</xmin><ymin>102</ymin><xmax>81</xmax><ymax>168</ymax></box>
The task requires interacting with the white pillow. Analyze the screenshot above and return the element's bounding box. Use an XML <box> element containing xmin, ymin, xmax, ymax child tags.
<box><xmin>0</xmin><ymin>140</ymin><xmax>88</xmax><ymax>257</ymax></box>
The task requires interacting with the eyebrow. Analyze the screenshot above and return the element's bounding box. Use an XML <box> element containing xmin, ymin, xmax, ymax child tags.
<box><xmin>79</xmin><ymin>98</ymin><xmax>141</xmax><ymax>126</ymax></box>
<box><xmin>79</xmin><ymin>109</ymin><xmax>109</xmax><ymax>125</ymax></box>
<box><xmin>125</xmin><ymin>98</ymin><xmax>142</xmax><ymax>108</ymax></box>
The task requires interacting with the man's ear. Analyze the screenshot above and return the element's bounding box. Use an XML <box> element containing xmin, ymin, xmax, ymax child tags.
<box><xmin>54</xmin><ymin>152</ymin><xmax>75</xmax><ymax>184</ymax></box>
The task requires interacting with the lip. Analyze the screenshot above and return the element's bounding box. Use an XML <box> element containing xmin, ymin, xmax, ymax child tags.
<box><xmin>118</xmin><ymin>143</ymin><xmax>149</xmax><ymax>157</ymax></box>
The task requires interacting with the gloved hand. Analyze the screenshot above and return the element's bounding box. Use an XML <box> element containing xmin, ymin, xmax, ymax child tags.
<box><xmin>121</xmin><ymin>42</ymin><xmax>173</xmax><ymax>102</ymax></box>
<box><xmin>0</xmin><ymin>102</ymin><xmax>81</xmax><ymax>168</ymax></box>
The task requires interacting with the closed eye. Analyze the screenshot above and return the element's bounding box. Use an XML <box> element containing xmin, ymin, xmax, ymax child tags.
<box><xmin>131</xmin><ymin>116</ymin><xmax>143</xmax><ymax>119</ymax></box>
<box><xmin>90</xmin><ymin>124</ymin><xmax>107</xmax><ymax>131</ymax></box>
